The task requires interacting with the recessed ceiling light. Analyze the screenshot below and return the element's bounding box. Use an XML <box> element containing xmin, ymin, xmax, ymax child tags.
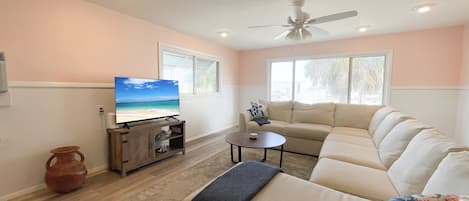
<box><xmin>219</xmin><ymin>32</ymin><xmax>229</xmax><ymax>38</ymax></box>
<box><xmin>414</xmin><ymin>4</ymin><xmax>435</xmax><ymax>13</ymax></box>
<box><xmin>358</xmin><ymin>26</ymin><xmax>370</xmax><ymax>32</ymax></box>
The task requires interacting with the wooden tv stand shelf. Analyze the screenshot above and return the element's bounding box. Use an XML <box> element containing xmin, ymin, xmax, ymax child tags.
<box><xmin>107</xmin><ymin>119</ymin><xmax>185</xmax><ymax>176</ymax></box>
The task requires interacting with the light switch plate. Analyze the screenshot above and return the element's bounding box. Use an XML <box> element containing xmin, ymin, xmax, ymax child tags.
<box><xmin>0</xmin><ymin>91</ymin><xmax>11</xmax><ymax>107</ymax></box>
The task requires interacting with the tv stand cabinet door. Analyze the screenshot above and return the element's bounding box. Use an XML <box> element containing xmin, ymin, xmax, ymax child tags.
<box><xmin>125</xmin><ymin>126</ymin><xmax>156</xmax><ymax>170</ymax></box>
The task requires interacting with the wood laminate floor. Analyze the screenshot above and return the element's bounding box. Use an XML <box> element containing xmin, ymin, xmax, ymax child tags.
<box><xmin>11</xmin><ymin>129</ymin><xmax>233</xmax><ymax>201</ymax></box>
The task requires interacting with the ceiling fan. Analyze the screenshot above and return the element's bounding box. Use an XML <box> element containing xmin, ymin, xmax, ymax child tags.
<box><xmin>248</xmin><ymin>0</ymin><xmax>358</xmax><ymax>41</ymax></box>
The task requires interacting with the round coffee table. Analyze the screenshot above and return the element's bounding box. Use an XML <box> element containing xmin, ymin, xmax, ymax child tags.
<box><xmin>225</xmin><ymin>131</ymin><xmax>286</xmax><ymax>168</ymax></box>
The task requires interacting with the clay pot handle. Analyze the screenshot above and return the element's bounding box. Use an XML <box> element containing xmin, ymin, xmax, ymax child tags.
<box><xmin>75</xmin><ymin>151</ymin><xmax>85</xmax><ymax>162</ymax></box>
<box><xmin>46</xmin><ymin>155</ymin><xmax>56</xmax><ymax>170</ymax></box>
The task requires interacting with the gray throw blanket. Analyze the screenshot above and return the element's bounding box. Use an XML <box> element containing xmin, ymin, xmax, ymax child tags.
<box><xmin>253</xmin><ymin>117</ymin><xmax>270</xmax><ymax>126</ymax></box>
<box><xmin>192</xmin><ymin>161</ymin><xmax>282</xmax><ymax>201</ymax></box>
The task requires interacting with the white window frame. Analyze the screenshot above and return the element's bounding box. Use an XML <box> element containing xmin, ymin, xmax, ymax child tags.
<box><xmin>267</xmin><ymin>51</ymin><xmax>392</xmax><ymax>105</ymax></box>
<box><xmin>159</xmin><ymin>43</ymin><xmax>222</xmax><ymax>96</ymax></box>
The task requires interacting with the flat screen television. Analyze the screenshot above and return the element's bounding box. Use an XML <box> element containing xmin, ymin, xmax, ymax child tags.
<box><xmin>114</xmin><ymin>77</ymin><xmax>180</xmax><ymax>124</ymax></box>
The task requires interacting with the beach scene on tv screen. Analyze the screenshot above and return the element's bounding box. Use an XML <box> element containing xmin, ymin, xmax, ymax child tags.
<box><xmin>115</xmin><ymin>77</ymin><xmax>180</xmax><ymax>123</ymax></box>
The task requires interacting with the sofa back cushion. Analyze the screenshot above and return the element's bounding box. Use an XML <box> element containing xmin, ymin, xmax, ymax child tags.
<box><xmin>387</xmin><ymin>129</ymin><xmax>463</xmax><ymax>196</ymax></box>
<box><xmin>378</xmin><ymin>120</ymin><xmax>433</xmax><ymax>168</ymax></box>
<box><xmin>334</xmin><ymin>104</ymin><xmax>382</xmax><ymax>129</ymax></box>
<box><xmin>368</xmin><ymin>107</ymin><xmax>397</xmax><ymax>136</ymax></box>
<box><xmin>422</xmin><ymin>151</ymin><xmax>469</xmax><ymax>195</ymax></box>
<box><xmin>372</xmin><ymin>112</ymin><xmax>414</xmax><ymax>146</ymax></box>
<box><xmin>292</xmin><ymin>102</ymin><xmax>335</xmax><ymax>126</ymax></box>
<box><xmin>260</xmin><ymin>100</ymin><xmax>293</xmax><ymax>122</ymax></box>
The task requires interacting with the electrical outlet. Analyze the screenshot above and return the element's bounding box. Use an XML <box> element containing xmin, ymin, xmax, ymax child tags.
<box><xmin>96</xmin><ymin>105</ymin><xmax>105</xmax><ymax>114</ymax></box>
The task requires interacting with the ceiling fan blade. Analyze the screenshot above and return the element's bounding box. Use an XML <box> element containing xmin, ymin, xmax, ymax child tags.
<box><xmin>305</xmin><ymin>26</ymin><xmax>329</xmax><ymax>35</ymax></box>
<box><xmin>307</xmin><ymin>10</ymin><xmax>358</xmax><ymax>24</ymax></box>
<box><xmin>273</xmin><ymin>30</ymin><xmax>291</xmax><ymax>40</ymax></box>
<box><xmin>248</xmin><ymin>25</ymin><xmax>291</xmax><ymax>29</ymax></box>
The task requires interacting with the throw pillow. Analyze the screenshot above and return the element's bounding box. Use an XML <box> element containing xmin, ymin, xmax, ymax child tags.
<box><xmin>247</xmin><ymin>102</ymin><xmax>268</xmax><ymax>119</ymax></box>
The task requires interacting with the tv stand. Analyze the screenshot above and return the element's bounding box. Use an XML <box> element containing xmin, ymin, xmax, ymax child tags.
<box><xmin>107</xmin><ymin>119</ymin><xmax>185</xmax><ymax>176</ymax></box>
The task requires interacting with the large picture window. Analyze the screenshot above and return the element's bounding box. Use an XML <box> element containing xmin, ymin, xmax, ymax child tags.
<box><xmin>161</xmin><ymin>45</ymin><xmax>220</xmax><ymax>94</ymax></box>
<box><xmin>269</xmin><ymin>54</ymin><xmax>389</xmax><ymax>105</ymax></box>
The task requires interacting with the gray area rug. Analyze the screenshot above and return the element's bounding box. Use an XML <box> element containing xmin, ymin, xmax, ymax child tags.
<box><xmin>124</xmin><ymin>147</ymin><xmax>317</xmax><ymax>201</ymax></box>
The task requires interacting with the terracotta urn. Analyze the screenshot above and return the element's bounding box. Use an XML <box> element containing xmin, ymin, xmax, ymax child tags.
<box><xmin>45</xmin><ymin>146</ymin><xmax>87</xmax><ymax>193</ymax></box>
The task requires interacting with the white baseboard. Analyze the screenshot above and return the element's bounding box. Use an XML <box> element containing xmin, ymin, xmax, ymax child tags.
<box><xmin>0</xmin><ymin>165</ymin><xmax>108</xmax><ymax>201</ymax></box>
<box><xmin>0</xmin><ymin>183</ymin><xmax>46</xmax><ymax>201</ymax></box>
<box><xmin>186</xmin><ymin>124</ymin><xmax>238</xmax><ymax>143</ymax></box>
<box><xmin>86</xmin><ymin>165</ymin><xmax>109</xmax><ymax>178</ymax></box>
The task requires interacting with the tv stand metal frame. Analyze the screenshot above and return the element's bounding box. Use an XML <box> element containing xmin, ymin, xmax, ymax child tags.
<box><xmin>164</xmin><ymin>116</ymin><xmax>179</xmax><ymax>121</ymax></box>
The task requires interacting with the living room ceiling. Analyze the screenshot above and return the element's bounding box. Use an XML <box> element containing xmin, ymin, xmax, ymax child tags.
<box><xmin>87</xmin><ymin>0</ymin><xmax>469</xmax><ymax>50</ymax></box>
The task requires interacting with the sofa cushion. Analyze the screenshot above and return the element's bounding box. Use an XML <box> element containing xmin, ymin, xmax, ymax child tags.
<box><xmin>334</xmin><ymin>104</ymin><xmax>382</xmax><ymax>129</ymax></box>
<box><xmin>368</xmin><ymin>106</ymin><xmax>397</xmax><ymax>136</ymax></box>
<box><xmin>325</xmin><ymin>134</ymin><xmax>374</xmax><ymax>147</ymax></box>
<box><xmin>387</xmin><ymin>129</ymin><xmax>464</xmax><ymax>196</ymax></box>
<box><xmin>247</xmin><ymin>120</ymin><xmax>288</xmax><ymax>134</ymax></box>
<box><xmin>372</xmin><ymin>112</ymin><xmax>414</xmax><ymax>146</ymax></box>
<box><xmin>283</xmin><ymin>136</ymin><xmax>323</xmax><ymax>156</ymax></box>
<box><xmin>261</xmin><ymin>101</ymin><xmax>294</xmax><ymax>122</ymax></box>
<box><xmin>330</xmin><ymin>127</ymin><xmax>369</xmax><ymax>137</ymax></box>
<box><xmin>378</xmin><ymin>120</ymin><xmax>433</xmax><ymax>168</ymax></box>
<box><xmin>253</xmin><ymin>173</ymin><xmax>369</xmax><ymax>201</ymax></box>
<box><xmin>319</xmin><ymin>140</ymin><xmax>387</xmax><ymax>170</ymax></box>
<box><xmin>422</xmin><ymin>151</ymin><xmax>469</xmax><ymax>195</ymax></box>
<box><xmin>284</xmin><ymin>123</ymin><xmax>331</xmax><ymax>141</ymax></box>
<box><xmin>310</xmin><ymin>158</ymin><xmax>398</xmax><ymax>201</ymax></box>
<box><xmin>292</xmin><ymin>102</ymin><xmax>335</xmax><ymax>126</ymax></box>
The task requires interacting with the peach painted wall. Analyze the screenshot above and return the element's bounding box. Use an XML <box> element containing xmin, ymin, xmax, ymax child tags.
<box><xmin>239</xmin><ymin>26</ymin><xmax>463</xmax><ymax>87</ymax></box>
<box><xmin>0</xmin><ymin>0</ymin><xmax>240</xmax><ymax>198</ymax></box>
<box><xmin>461</xmin><ymin>23</ymin><xmax>469</xmax><ymax>86</ymax></box>
<box><xmin>0</xmin><ymin>0</ymin><xmax>239</xmax><ymax>85</ymax></box>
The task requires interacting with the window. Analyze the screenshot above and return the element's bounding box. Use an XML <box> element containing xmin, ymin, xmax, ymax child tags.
<box><xmin>196</xmin><ymin>58</ymin><xmax>219</xmax><ymax>94</ymax></box>
<box><xmin>162</xmin><ymin>51</ymin><xmax>194</xmax><ymax>94</ymax></box>
<box><xmin>270</xmin><ymin>61</ymin><xmax>293</xmax><ymax>101</ymax></box>
<box><xmin>161</xmin><ymin>46</ymin><xmax>220</xmax><ymax>94</ymax></box>
<box><xmin>269</xmin><ymin>54</ymin><xmax>388</xmax><ymax>105</ymax></box>
<box><xmin>295</xmin><ymin>58</ymin><xmax>349</xmax><ymax>103</ymax></box>
<box><xmin>350</xmin><ymin>56</ymin><xmax>386</xmax><ymax>105</ymax></box>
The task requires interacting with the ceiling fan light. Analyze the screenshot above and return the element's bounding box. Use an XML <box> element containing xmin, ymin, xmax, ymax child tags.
<box><xmin>300</xmin><ymin>28</ymin><xmax>312</xmax><ymax>39</ymax></box>
<box><xmin>286</xmin><ymin>29</ymin><xmax>298</xmax><ymax>40</ymax></box>
<box><xmin>285</xmin><ymin>28</ymin><xmax>311</xmax><ymax>41</ymax></box>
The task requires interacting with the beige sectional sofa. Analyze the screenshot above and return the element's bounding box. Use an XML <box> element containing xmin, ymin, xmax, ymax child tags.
<box><xmin>187</xmin><ymin>103</ymin><xmax>469</xmax><ymax>201</ymax></box>
<box><xmin>311</xmin><ymin>127</ymin><xmax>466</xmax><ymax>200</ymax></box>
<box><xmin>240</xmin><ymin>101</ymin><xmax>383</xmax><ymax>155</ymax></box>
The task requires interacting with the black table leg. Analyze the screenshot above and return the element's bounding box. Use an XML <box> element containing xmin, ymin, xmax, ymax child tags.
<box><xmin>280</xmin><ymin>145</ymin><xmax>284</xmax><ymax>168</ymax></box>
<box><xmin>230</xmin><ymin>144</ymin><xmax>235</xmax><ymax>163</ymax></box>
<box><xmin>262</xmin><ymin>148</ymin><xmax>267</xmax><ymax>162</ymax></box>
<box><xmin>238</xmin><ymin>146</ymin><xmax>242</xmax><ymax>162</ymax></box>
